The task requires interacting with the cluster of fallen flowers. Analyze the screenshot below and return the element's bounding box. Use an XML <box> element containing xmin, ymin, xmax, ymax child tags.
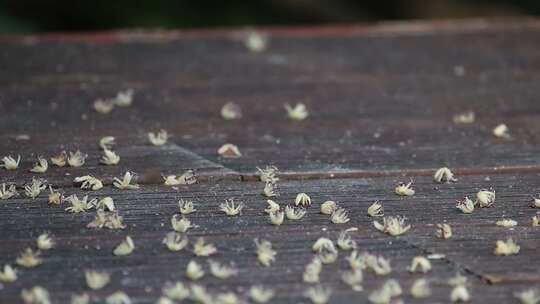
<box><xmin>2</xmin><ymin>147</ymin><xmax>538</xmax><ymax>304</ymax></box>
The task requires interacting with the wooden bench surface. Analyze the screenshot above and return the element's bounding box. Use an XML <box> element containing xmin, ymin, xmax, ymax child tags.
<box><xmin>1</xmin><ymin>19</ymin><xmax>540</xmax><ymax>303</ymax></box>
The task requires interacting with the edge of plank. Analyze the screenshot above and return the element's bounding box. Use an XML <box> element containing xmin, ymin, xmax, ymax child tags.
<box><xmin>0</xmin><ymin>17</ymin><xmax>539</xmax><ymax>44</ymax></box>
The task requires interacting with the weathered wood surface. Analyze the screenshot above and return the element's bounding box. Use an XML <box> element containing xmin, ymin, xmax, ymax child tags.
<box><xmin>1</xmin><ymin>19</ymin><xmax>540</xmax><ymax>303</ymax></box>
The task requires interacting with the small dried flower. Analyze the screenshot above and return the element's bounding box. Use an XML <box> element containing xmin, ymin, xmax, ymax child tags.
<box><xmin>312</xmin><ymin>238</ymin><xmax>336</xmax><ymax>253</ymax></box>
<box><xmin>434</xmin><ymin>167</ymin><xmax>457</xmax><ymax>183</ymax></box>
<box><xmin>25</xmin><ymin>178</ymin><xmax>47</xmax><ymax>199</ymax></box>
<box><xmin>450</xmin><ymin>285</ymin><xmax>470</xmax><ymax>302</ymax></box>
<box><xmin>367</xmin><ymin>201</ymin><xmax>384</xmax><ymax>217</ymax></box>
<box><xmin>216</xmin><ymin>292</ymin><xmax>239</xmax><ymax>304</ymax></box>
<box><xmin>477</xmin><ymin>189</ymin><xmax>495</xmax><ymax>207</ymax></box>
<box><xmin>330</xmin><ymin>207</ymin><xmax>350</xmax><ymax>224</ymax></box>
<box><xmin>514</xmin><ymin>289</ymin><xmax>540</xmax><ymax>304</ymax></box>
<box><xmin>493</xmin><ymin>123</ymin><xmax>510</xmax><ymax>138</ymax></box>
<box><xmin>48</xmin><ymin>186</ymin><xmax>63</xmax><ymax>205</ymax></box>
<box><xmin>162</xmin><ymin>281</ymin><xmax>190</xmax><ymax>300</ymax></box>
<box><xmin>337</xmin><ymin>230</ymin><xmax>356</xmax><ymax>250</ymax></box>
<box><xmin>113</xmin><ymin>89</ymin><xmax>134</xmax><ymax>107</ymax></box>
<box><xmin>65</xmin><ymin>195</ymin><xmax>96</xmax><ymax>213</ymax></box>
<box><xmin>179</xmin><ymin>199</ymin><xmax>196</xmax><ymax>214</ymax></box>
<box><xmin>113</xmin><ymin>171</ymin><xmax>139</xmax><ymax>190</ymax></box>
<box><xmin>533</xmin><ymin>214</ymin><xmax>540</xmax><ymax>227</ymax></box>
<box><xmin>71</xmin><ymin>293</ymin><xmax>90</xmax><ymax>304</ymax></box>
<box><xmin>74</xmin><ymin>175</ymin><xmax>103</xmax><ymax>191</ymax></box>
<box><xmin>163</xmin><ymin>170</ymin><xmax>196</xmax><ymax>186</ymax></box>
<box><xmin>303</xmin><ymin>257</ymin><xmax>322</xmax><ymax>283</ymax></box>
<box><xmin>155</xmin><ymin>297</ymin><xmax>173</xmax><ymax>304</ymax></box>
<box><xmin>257</xmin><ymin>166</ymin><xmax>279</xmax><ymax>183</ymax></box>
<box><xmin>448</xmin><ymin>273</ymin><xmax>468</xmax><ymax>286</ymax></box>
<box><xmin>16</xmin><ymin>248</ymin><xmax>42</xmax><ymax>268</ymax></box>
<box><xmin>285</xmin><ymin>205</ymin><xmax>306</xmax><ymax>220</ymax></box>
<box><xmin>96</xmin><ymin>196</ymin><xmax>115</xmax><ymax>211</ymax></box>
<box><xmin>496</xmin><ymin>218</ymin><xmax>517</xmax><ymax>228</ymax></box>
<box><xmin>295</xmin><ymin>192</ymin><xmax>311</xmax><ymax>206</ymax></box>
<box><xmin>101</xmin><ymin>149</ymin><xmax>120</xmax><ymax>165</ymax></box>
<box><xmin>318</xmin><ymin>250</ymin><xmax>338</xmax><ymax>264</ymax></box>
<box><xmin>105</xmin><ymin>291</ymin><xmax>131</xmax><ymax>304</ymax></box>
<box><xmin>264</xmin><ymin>199</ymin><xmax>280</xmax><ymax>214</ymax></box>
<box><xmin>269</xmin><ymin>211</ymin><xmax>284</xmax><ymax>225</ymax></box>
<box><xmin>304</xmin><ymin>285</ymin><xmax>331</xmax><ymax>304</ymax></box>
<box><xmin>162</xmin><ymin>232</ymin><xmax>188</xmax><ymax>251</ymax></box>
<box><xmin>346</xmin><ymin>251</ymin><xmax>365</xmax><ymax>271</ymax></box>
<box><xmin>411</xmin><ymin>278</ymin><xmax>431</xmax><ymax>299</ymax></box>
<box><xmin>262</xmin><ymin>182</ymin><xmax>278</xmax><ymax>197</ymax></box>
<box><xmin>0</xmin><ymin>264</ymin><xmax>17</xmax><ymax>283</ymax></box>
<box><xmin>436</xmin><ymin>223</ymin><xmax>453</xmax><ymax>239</ymax></box>
<box><xmin>21</xmin><ymin>286</ymin><xmax>50</xmax><ymax>304</ymax></box>
<box><xmin>456</xmin><ymin>196</ymin><xmax>475</xmax><ymax>214</ymax></box>
<box><xmin>285</xmin><ymin>103</ymin><xmax>308</xmax><ymax>121</ymax></box>
<box><xmin>87</xmin><ymin>210</ymin><xmax>126</xmax><ymax>229</ymax></box>
<box><xmin>193</xmin><ymin>237</ymin><xmax>217</xmax><ymax>257</ymax></box>
<box><xmin>245</xmin><ymin>31</ymin><xmax>268</xmax><ymax>52</ymax></box>
<box><xmin>94</xmin><ymin>99</ymin><xmax>114</xmax><ymax>114</ymax></box>
<box><xmin>67</xmin><ymin>150</ymin><xmax>87</xmax><ymax>167</ymax></box>
<box><xmin>85</xmin><ymin>270</ymin><xmax>111</xmax><ymax>290</ymax></box>
<box><xmin>0</xmin><ymin>183</ymin><xmax>18</xmax><ymax>200</ymax></box>
<box><xmin>219</xmin><ymin>199</ymin><xmax>244</xmax><ymax>216</ymax></box>
<box><xmin>50</xmin><ymin>151</ymin><xmax>67</xmax><ymax>167</ymax></box>
<box><xmin>365</xmin><ymin>253</ymin><xmax>392</xmax><ymax>275</ymax></box>
<box><xmin>453</xmin><ymin>111</ymin><xmax>475</xmax><ymax>124</ymax></box>
<box><xmin>30</xmin><ymin>157</ymin><xmax>48</xmax><ymax>173</ymax></box>
<box><xmin>374</xmin><ymin>216</ymin><xmax>411</xmax><ymax>236</ymax></box>
<box><xmin>533</xmin><ymin>195</ymin><xmax>540</xmax><ymax>208</ymax></box>
<box><xmin>36</xmin><ymin>233</ymin><xmax>54</xmax><ymax>250</ymax></box>
<box><xmin>113</xmin><ymin>236</ymin><xmax>135</xmax><ymax>256</ymax></box>
<box><xmin>494</xmin><ymin>238</ymin><xmax>520</xmax><ymax>256</ymax></box>
<box><xmin>408</xmin><ymin>256</ymin><xmax>432</xmax><ymax>273</ymax></box>
<box><xmin>190</xmin><ymin>284</ymin><xmax>213</xmax><ymax>304</ymax></box>
<box><xmin>99</xmin><ymin>136</ymin><xmax>116</xmax><ymax>150</ymax></box>
<box><xmin>218</xmin><ymin>143</ymin><xmax>242</xmax><ymax>158</ymax></box>
<box><xmin>148</xmin><ymin>129</ymin><xmax>168</xmax><ymax>146</ymax></box>
<box><xmin>368</xmin><ymin>279</ymin><xmax>402</xmax><ymax>304</ymax></box>
<box><xmin>368</xmin><ymin>288</ymin><xmax>391</xmax><ymax>304</ymax></box>
<box><xmin>186</xmin><ymin>260</ymin><xmax>204</xmax><ymax>280</ymax></box>
<box><xmin>221</xmin><ymin>102</ymin><xmax>242</xmax><ymax>120</ymax></box>
<box><xmin>255</xmin><ymin>238</ymin><xmax>276</xmax><ymax>267</ymax></box>
<box><xmin>341</xmin><ymin>269</ymin><xmax>363</xmax><ymax>291</ymax></box>
<box><xmin>320</xmin><ymin>200</ymin><xmax>337</xmax><ymax>215</ymax></box>
<box><xmin>171</xmin><ymin>215</ymin><xmax>193</xmax><ymax>233</ymax></box>
<box><xmin>209</xmin><ymin>260</ymin><xmax>238</xmax><ymax>279</ymax></box>
<box><xmin>104</xmin><ymin>212</ymin><xmax>126</xmax><ymax>230</ymax></box>
<box><xmin>395</xmin><ymin>181</ymin><xmax>415</xmax><ymax>196</ymax></box>
<box><xmin>312</xmin><ymin>238</ymin><xmax>338</xmax><ymax>264</ymax></box>
<box><xmin>249</xmin><ymin>285</ymin><xmax>274</xmax><ymax>303</ymax></box>
<box><xmin>1</xmin><ymin>155</ymin><xmax>21</xmax><ymax>170</ymax></box>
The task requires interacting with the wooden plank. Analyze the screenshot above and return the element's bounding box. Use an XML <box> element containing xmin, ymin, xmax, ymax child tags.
<box><xmin>1</xmin><ymin>20</ymin><xmax>540</xmax><ymax>177</ymax></box>
<box><xmin>0</xmin><ymin>181</ymin><xmax>479</xmax><ymax>303</ymax></box>
<box><xmin>0</xmin><ymin>171</ymin><xmax>538</xmax><ymax>303</ymax></box>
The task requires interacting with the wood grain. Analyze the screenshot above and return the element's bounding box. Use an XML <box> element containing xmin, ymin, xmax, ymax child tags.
<box><xmin>1</xmin><ymin>19</ymin><xmax>540</xmax><ymax>303</ymax></box>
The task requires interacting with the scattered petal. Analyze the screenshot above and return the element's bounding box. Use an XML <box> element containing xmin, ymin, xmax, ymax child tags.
<box><xmin>218</xmin><ymin>143</ymin><xmax>242</xmax><ymax>158</ymax></box>
<box><xmin>85</xmin><ymin>270</ymin><xmax>110</xmax><ymax>290</ymax></box>
<box><xmin>1</xmin><ymin>155</ymin><xmax>21</xmax><ymax>170</ymax></box>
<box><xmin>285</xmin><ymin>103</ymin><xmax>308</xmax><ymax>121</ymax></box>
<box><xmin>221</xmin><ymin>102</ymin><xmax>242</xmax><ymax>120</ymax></box>
<box><xmin>434</xmin><ymin>167</ymin><xmax>457</xmax><ymax>183</ymax></box>
<box><xmin>113</xmin><ymin>236</ymin><xmax>135</xmax><ymax>256</ymax></box>
<box><xmin>148</xmin><ymin>129</ymin><xmax>168</xmax><ymax>146</ymax></box>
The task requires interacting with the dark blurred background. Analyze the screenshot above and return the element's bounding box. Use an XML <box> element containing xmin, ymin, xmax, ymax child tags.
<box><xmin>0</xmin><ymin>0</ymin><xmax>538</xmax><ymax>33</ymax></box>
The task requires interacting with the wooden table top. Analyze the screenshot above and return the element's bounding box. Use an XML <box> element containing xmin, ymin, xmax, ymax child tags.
<box><xmin>1</xmin><ymin>19</ymin><xmax>540</xmax><ymax>303</ymax></box>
